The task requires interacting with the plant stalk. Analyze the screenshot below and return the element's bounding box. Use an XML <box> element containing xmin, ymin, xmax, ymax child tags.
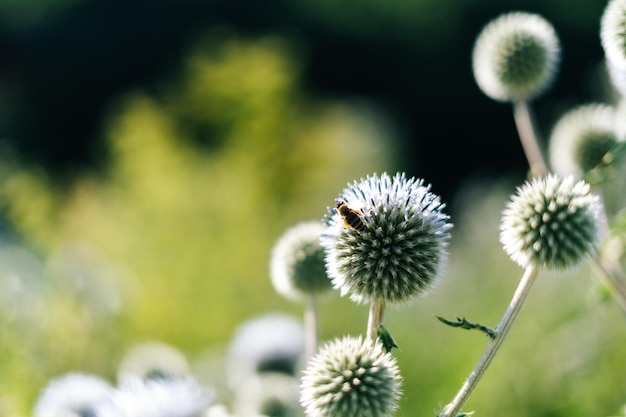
<box><xmin>513</xmin><ymin>100</ymin><xmax>548</xmax><ymax>178</ymax></box>
<box><xmin>366</xmin><ymin>298</ymin><xmax>386</xmax><ymax>345</ymax></box>
<box><xmin>439</xmin><ymin>264</ymin><xmax>539</xmax><ymax>417</ymax></box>
<box><xmin>304</xmin><ymin>295</ymin><xmax>318</xmax><ymax>362</ymax></box>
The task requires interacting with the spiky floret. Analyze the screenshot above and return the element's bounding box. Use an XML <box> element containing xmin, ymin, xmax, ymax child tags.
<box><xmin>472</xmin><ymin>11</ymin><xmax>561</xmax><ymax>102</ymax></box>
<box><xmin>270</xmin><ymin>221</ymin><xmax>333</xmax><ymax>301</ymax></box>
<box><xmin>548</xmin><ymin>103</ymin><xmax>620</xmax><ymax>178</ymax></box>
<box><xmin>300</xmin><ymin>335</ymin><xmax>402</xmax><ymax>417</ymax></box>
<box><xmin>500</xmin><ymin>174</ymin><xmax>605</xmax><ymax>270</ymax></box>
<box><xmin>321</xmin><ymin>172</ymin><xmax>452</xmax><ymax>305</ymax></box>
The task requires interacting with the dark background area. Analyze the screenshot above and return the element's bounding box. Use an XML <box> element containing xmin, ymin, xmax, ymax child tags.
<box><xmin>0</xmin><ymin>0</ymin><xmax>611</xmax><ymax>203</ymax></box>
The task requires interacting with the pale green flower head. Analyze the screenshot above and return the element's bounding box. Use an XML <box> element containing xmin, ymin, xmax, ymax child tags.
<box><xmin>321</xmin><ymin>172</ymin><xmax>452</xmax><ymax>305</ymax></box>
<box><xmin>472</xmin><ymin>11</ymin><xmax>561</xmax><ymax>102</ymax></box>
<box><xmin>270</xmin><ymin>221</ymin><xmax>333</xmax><ymax>301</ymax></box>
<box><xmin>548</xmin><ymin>103</ymin><xmax>621</xmax><ymax>178</ymax></box>
<box><xmin>500</xmin><ymin>174</ymin><xmax>605</xmax><ymax>270</ymax></box>
<box><xmin>300</xmin><ymin>335</ymin><xmax>402</xmax><ymax>417</ymax></box>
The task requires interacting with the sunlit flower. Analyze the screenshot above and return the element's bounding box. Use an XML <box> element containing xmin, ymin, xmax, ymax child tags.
<box><xmin>225</xmin><ymin>313</ymin><xmax>305</xmax><ymax>390</ymax></box>
<box><xmin>270</xmin><ymin>221</ymin><xmax>333</xmax><ymax>301</ymax></box>
<box><xmin>96</xmin><ymin>376</ymin><xmax>213</xmax><ymax>417</ymax></box>
<box><xmin>321</xmin><ymin>172</ymin><xmax>451</xmax><ymax>305</ymax></box>
<box><xmin>548</xmin><ymin>103</ymin><xmax>620</xmax><ymax>178</ymax></box>
<box><xmin>500</xmin><ymin>174</ymin><xmax>605</xmax><ymax>269</ymax></box>
<box><xmin>472</xmin><ymin>11</ymin><xmax>560</xmax><ymax>102</ymax></box>
<box><xmin>300</xmin><ymin>335</ymin><xmax>402</xmax><ymax>417</ymax></box>
<box><xmin>33</xmin><ymin>373</ymin><xmax>115</xmax><ymax>417</ymax></box>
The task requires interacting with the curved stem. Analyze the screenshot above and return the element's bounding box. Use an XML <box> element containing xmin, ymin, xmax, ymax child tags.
<box><xmin>439</xmin><ymin>264</ymin><xmax>539</xmax><ymax>417</ymax></box>
<box><xmin>512</xmin><ymin>100</ymin><xmax>548</xmax><ymax>178</ymax></box>
<box><xmin>304</xmin><ymin>295</ymin><xmax>318</xmax><ymax>362</ymax></box>
<box><xmin>588</xmin><ymin>254</ymin><xmax>626</xmax><ymax>316</ymax></box>
<box><xmin>366</xmin><ymin>298</ymin><xmax>386</xmax><ymax>345</ymax></box>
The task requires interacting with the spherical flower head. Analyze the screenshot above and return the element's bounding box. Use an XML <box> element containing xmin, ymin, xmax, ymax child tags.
<box><xmin>549</xmin><ymin>103</ymin><xmax>621</xmax><ymax>178</ymax></box>
<box><xmin>270</xmin><ymin>221</ymin><xmax>333</xmax><ymax>301</ymax></box>
<box><xmin>601</xmin><ymin>0</ymin><xmax>626</xmax><ymax>71</ymax></box>
<box><xmin>472</xmin><ymin>11</ymin><xmax>561</xmax><ymax>102</ymax></box>
<box><xmin>33</xmin><ymin>373</ymin><xmax>115</xmax><ymax>417</ymax></box>
<box><xmin>321</xmin><ymin>172</ymin><xmax>452</xmax><ymax>305</ymax></box>
<box><xmin>500</xmin><ymin>174</ymin><xmax>605</xmax><ymax>270</ymax></box>
<box><xmin>300</xmin><ymin>335</ymin><xmax>402</xmax><ymax>417</ymax></box>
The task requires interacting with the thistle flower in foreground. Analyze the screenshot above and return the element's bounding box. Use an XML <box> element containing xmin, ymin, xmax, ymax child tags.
<box><xmin>472</xmin><ymin>11</ymin><xmax>560</xmax><ymax>102</ymax></box>
<box><xmin>270</xmin><ymin>221</ymin><xmax>333</xmax><ymax>301</ymax></box>
<box><xmin>300</xmin><ymin>335</ymin><xmax>402</xmax><ymax>417</ymax></box>
<box><xmin>33</xmin><ymin>373</ymin><xmax>115</xmax><ymax>417</ymax></box>
<box><xmin>548</xmin><ymin>103</ymin><xmax>621</xmax><ymax>178</ymax></box>
<box><xmin>321</xmin><ymin>172</ymin><xmax>451</xmax><ymax>305</ymax></box>
<box><xmin>500</xmin><ymin>174</ymin><xmax>605</xmax><ymax>270</ymax></box>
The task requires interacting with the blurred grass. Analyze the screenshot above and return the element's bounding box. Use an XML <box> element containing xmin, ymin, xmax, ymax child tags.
<box><xmin>0</xmin><ymin>32</ymin><xmax>623</xmax><ymax>417</ymax></box>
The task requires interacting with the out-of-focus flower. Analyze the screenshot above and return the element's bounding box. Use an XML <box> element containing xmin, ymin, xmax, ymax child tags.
<box><xmin>96</xmin><ymin>376</ymin><xmax>213</xmax><ymax>417</ymax></box>
<box><xmin>548</xmin><ymin>103</ymin><xmax>621</xmax><ymax>178</ymax></box>
<box><xmin>321</xmin><ymin>172</ymin><xmax>451</xmax><ymax>305</ymax></box>
<box><xmin>472</xmin><ymin>11</ymin><xmax>560</xmax><ymax>102</ymax></box>
<box><xmin>270</xmin><ymin>221</ymin><xmax>333</xmax><ymax>301</ymax></box>
<box><xmin>117</xmin><ymin>340</ymin><xmax>191</xmax><ymax>384</ymax></box>
<box><xmin>225</xmin><ymin>313</ymin><xmax>305</xmax><ymax>391</ymax></box>
<box><xmin>33</xmin><ymin>373</ymin><xmax>115</xmax><ymax>417</ymax></box>
<box><xmin>232</xmin><ymin>373</ymin><xmax>303</xmax><ymax>417</ymax></box>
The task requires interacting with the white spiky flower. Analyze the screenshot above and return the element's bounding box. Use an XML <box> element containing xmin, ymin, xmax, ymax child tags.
<box><xmin>548</xmin><ymin>103</ymin><xmax>621</xmax><ymax>178</ymax></box>
<box><xmin>321</xmin><ymin>172</ymin><xmax>452</xmax><ymax>305</ymax></box>
<box><xmin>472</xmin><ymin>11</ymin><xmax>561</xmax><ymax>102</ymax></box>
<box><xmin>300</xmin><ymin>335</ymin><xmax>402</xmax><ymax>417</ymax></box>
<box><xmin>500</xmin><ymin>174</ymin><xmax>605</xmax><ymax>270</ymax></box>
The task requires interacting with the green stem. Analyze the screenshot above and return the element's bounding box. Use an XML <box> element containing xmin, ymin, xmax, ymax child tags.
<box><xmin>513</xmin><ymin>100</ymin><xmax>548</xmax><ymax>178</ymax></box>
<box><xmin>304</xmin><ymin>295</ymin><xmax>318</xmax><ymax>362</ymax></box>
<box><xmin>366</xmin><ymin>298</ymin><xmax>386</xmax><ymax>345</ymax></box>
<box><xmin>588</xmin><ymin>254</ymin><xmax>626</xmax><ymax>316</ymax></box>
<box><xmin>439</xmin><ymin>264</ymin><xmax>539</xmax><ymax>417</ymax></box>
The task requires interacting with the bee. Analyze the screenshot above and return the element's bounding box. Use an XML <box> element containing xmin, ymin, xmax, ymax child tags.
<box><xmin>335</xmin><ymin>201</ymin><xmax>367</xmax><ymax>231</ymax></box>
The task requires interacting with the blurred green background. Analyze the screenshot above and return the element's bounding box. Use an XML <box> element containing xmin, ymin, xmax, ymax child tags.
<box><xmin>0</xmin><ymin>0</ymin><xmax>624</xmax><ymax>416</ymax></box>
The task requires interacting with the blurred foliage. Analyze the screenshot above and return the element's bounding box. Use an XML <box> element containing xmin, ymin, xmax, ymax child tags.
<box><xmin>0</xmin><ymin>2</ymin><xmax>624</xmax><ymax>417</ymax></box>
<box><xmin>0</xmin><ymin>35</ymin><xmax>397</xmax><ymax>415</ymax></box>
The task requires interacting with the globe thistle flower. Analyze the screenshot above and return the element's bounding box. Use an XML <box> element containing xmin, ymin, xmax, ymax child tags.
<box><xmin>33</xmin><ymin>372</ymin><xmax>115</xmax><ymax>417</ymax></box>
<box><xmin>548</xmin><ymin>103</ymin><xmax>621</xmax><ymax>178</ymax></box>
<box><xmin>601</xmin><ymin>0</ymin><xmax>626</xmax><ymax>71</ymax></box>
<box><xmin>117</xmin><ymin>340</ymin><xmax>191</xmax><ymax>385</ymax></box>
<box><xmin>500</xmin><ymin>174</ymin><xmax>605</xmax><ymax>270</ymax></box>
<box><xmin>270</xmin><ymin>221</ymin><xmax>333</xmax><ymax>301</ymax></box>
<box><xmin>472</xmin><ymin>11</ymin><xmax>561</xmax><ymax>102</ymax></box>
<box><xmin>225</xmin><ymin>313</ymin><xmax>305</xmax><ymax>390</ymax></box>
<box><xmin>96</xmin><ymin>376</ymin><xmax>213</xmax><ymax>417</ymax></box>
<box><xmin>321</xmin><ymin>172</ymin><xmax>451</xmax><ymax>305</ymax></box>
<box><xmin>300</xmin><ymin>335</ymin><xmax>402</xmax><ymax>417</ymax></box>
